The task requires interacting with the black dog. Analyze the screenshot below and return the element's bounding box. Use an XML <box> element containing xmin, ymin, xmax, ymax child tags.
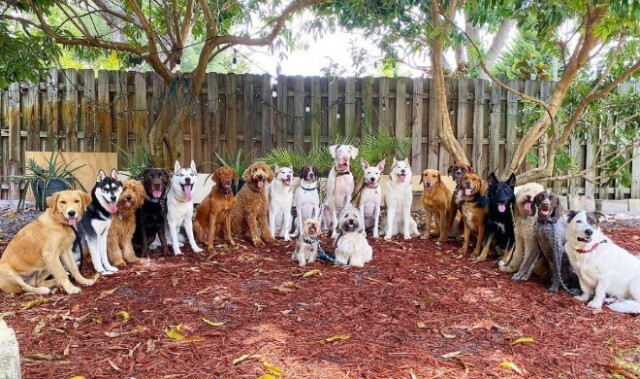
<box><xmin>133</xmin><ymin>168</ymin><xmax>171</xmax><ymax>257</ymax></box>
<box><xmin>476</xmin><ymin>172</ymin><xmax>516</xmax><ymax>261</ymax></box>
<box><xmin>512</xmin><ymin>190</ymin><xmax>580</xmax><ymax>295</ymax></box>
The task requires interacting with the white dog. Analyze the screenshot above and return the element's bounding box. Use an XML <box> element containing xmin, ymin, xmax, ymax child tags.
<box><xmin>268</xmin><ymin>165</ymin><xmax>295</xmax><ymax>241</ymax></box>
<box><xmin>334</xmin><ymin>207</ymin><xmax>372</xmax><ymax>267</ymax></box>
<box><xmin>321</xmin><ymin>144</ymin><xmax>359</xmax><ymax>238</ymax></box>
<box><xmin>293</xmin><ymin>164</ymin><xmax>320</xmax><ymax>236</ymax></box>
<box><xmin>384</xmin><ymin>158</ymin><xmax>419</xmax><ymax>240</ymax></box>
<box><xmin>359</xmin><ymin>158</ymin><xmax>385</xmax><ymax>238</ymax></box>
<box><xmin>564</xmin><ymin>210</ymin><xmax>640</xmax><ymax>313</ymax></box>
<box><xmin>167</xmin><ymin>160</ymin><xmax>203</xmax><ymax>256</ymax></box>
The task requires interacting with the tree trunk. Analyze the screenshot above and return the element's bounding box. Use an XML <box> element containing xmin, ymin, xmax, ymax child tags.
<box><xmin>478</xmin><ymin>19</ymin><xmax>515</xmax><ymax>80</ymax></box>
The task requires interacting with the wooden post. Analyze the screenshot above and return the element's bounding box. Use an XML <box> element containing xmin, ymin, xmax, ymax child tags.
<box><xmin>378</xmin><ymin>77</ymin><xmax>390</xmax><ymax>131</ymax></box>
<box><xmin>456</xmin><ymin>78</ymin><xmax>469</xmax><ymax>161</ymax></box>
<box><xmin>113</xmin><ymin>71</ymin><xmax>128</xmax><ymax>165</ymax></box>
<box><xmin>505</xmin><ymin>79</ymin><xmax>520</xmax><ymax>169</ymax></box>
<box><xmin>472</xmin><ymin>79</ymin><xmax>487</xmax><ymax>173</ymax></box>
<box><xmin>293</xmin><ymin>76</ymin><xmax>305</xmax><ymax>150</ymax></box>
<box><xmin>206</xmin><ymin>73</ymin><xmax>219</xmax><ymax>171</ymax></box>
<box><xmin>489</xmin><ymin>81</ymin><xmax>502</xmax><ymax>174</ymax></box>
<box><xmin>260</xmin><ymin>74</ymin><xmax>272</xmax><ymax>155</ymax></box>
<box><xmin>7</xmin><ymin>83</ymin><xmax>20</xmax><ymax>199</ymax></box>
<box><xmin>133</xmin><ymin>72</ymin><xmax>147</xmax><ymax>161</ymax></box>
<box><xmin>225</xmin><ymin>74</ymin><xmax>238</xmax><ymax>154</ymax></box>
<box><xmin>345</xmin><ymin>77</ymin><xmax>356</xmax><ymax>139</ymax></box>
<box><xmin>242</xmin><ymin>75</ymin><xmax>253</xmax><ymax>160</ymax></box>
<box><xmin>45</xmin><ymin>69</ymin><xmax>60</xmax><ymax>151</ymax></box>
<box><xmin>328</xmin><ymin>78</ymin><xmax>338</xmax><ymax>142</ymax></box>
<box><xmin>361</xmin><ymin>78</ymin><xmax>373</xmax><ymax>141</ymax></box>
<box><xmin>310</xmin><ymin>77</ymin><xmax>321</xmax><ymax>154</ymax></box>
<box><xmin>62</xmin><ymin>69</ymin><xmax>79</xmax><ymax>151</ymax></box>
<box><xmin>276</xmin><ymin>75</ymin><xmax>286</xmax><ymax>147</ymax></box>
<box><xmin>411</xmin><ymin>77</ymin><xmax>424</xmax><ymax>171</ymax></box>
<box><xmin>81</xmin><ymin>69</ymin><xmax>96</xmax><ymax>152</ymax></box>
<box><xmin>427</xmin><ymin>78</ymin><xmax>439</xmax><ymax>168</ymax></box>
<box><xmin>24</xmin><ymin>81</ymin><xmax>40</xmax><ymax>152</ymax></box>
<box><xmin>395</xmin><ymin>77</ymin><xmax>406</xmax><ymax>140</ymax></box>
<box><xmin>97</xmin><ymin>70</ymin><xmax>112</xmax><ymax>153</ymax></box>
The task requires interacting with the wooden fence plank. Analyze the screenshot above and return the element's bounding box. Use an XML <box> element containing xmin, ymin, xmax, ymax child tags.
<box><xmin>81</xmin><ymin>69</ymin><xmax>96</xmax><ymax>152</ymax></box>
<box><xmin>62</xmin><ymin>69</ymin><xmax>79</xmax><ymax>151</ymax></box>
<box><xmin>489</xmin><ymin>81</ymin><xmax>501</xmax><ymax>173</ymax></box>
<box><xmin>24</xmin><ymin>81</ymin><xmax>40</xmax><ymax>151</ymax></box>
<box><xmin>242</xmin><ymin>74</ymin><xmax>254</xmax><ymax>160</ymax></box>
<box><xmin>439</xmin><ymin>79</ymin><xmax>453</xmax><ymax>173</ymax></box>
<box><xmin>632</xmin><ymin>82</ymin><xmax>640</xmax><ymax>198</ymax></box>
<box><xmin>472</xmin><ymin>79</ymin><xmax>486</xmax><ymax>172</ymax></box>
<box><xmin>456</xmin><ymin>78</ymin><xmax>469</xmax><ymax>159</ymax></box>
<box><xmin>260</xmin><ymin>74</ymin><xmax>272</xmax><ymax>154</ymax></box>
<box><xmin>45</xmin><ymin>69</ymin><xmax>60</xmax><ymax>151</ymax></box>
<box><xmin>310</xmin><ymin>77</ymin><xmax>321</xmax><ymax>153</ymax></box>
<box><xmin>133</xmin><ymin>72</ymin><xmax>147</xmax><ymax>159</ymax></box>
<box><xmin>276</xmin><ymin>75</ymin><xmax>286</xmax><ymax>147</ymax></box>
<box><xmin>225</xmin><ymin>74</ymin><xmax>238</xmax><ymax>153</ymax></box>
<box><xmin>395</xmin><ymin>77</ymin><xmax>406</xmax><ymax>141</ymax></box>
<box><xmin>206</xmin><ymin>72</ymin><xmax>219</xmax><ymax>168</ymax></box>
<box><xmin>361</xmin><ymin>79</ymin><xmax>373</xmax><ymax>139</ymax></box>
<box><xmin>427</xmin><ymin>78</ymin><xmax>439</xmax><ymax>168</ymax></box>
<box><xmin>506</xmin><ymin>79</ymin><xmax>520</xmax><ymax>167</ymax></box>
<box><xmin>328</xmin><ymin>79</ymin><xmax>338</xmax><ymax>142</ymax></box>
<box><xmin>345</xmin><ymin>77</ymin><xmax>356</xmax><ymax>138</ymax></box>
<box><xmin>8</xmin><ymin>83</ymin><xmax>20</xmax><ymax>198</ymax></box>
<box><xmin>378</xmin><ymin>77</ymin><xmax>390</xmax><ymax>131</ymax></box>
<box><xmin>411</xmin><ymin>77</ymin><xmax>423</xmax><ymax>171</ymax></box>
<box><xmin>96</xmin><ymin>70</ymin><xmax>112</xmax><ymax>153</ymax></box>
<box><xmin>113</xmin><ymin>71</ymin><xmax>128</xmax><ymax>164</ymax></box>
<box><xmin>293</xmin><ymin>76</ymin><xmax>305</xmax><ymax>150</ymax></box>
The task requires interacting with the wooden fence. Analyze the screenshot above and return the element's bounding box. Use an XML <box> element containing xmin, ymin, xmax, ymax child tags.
<box><xmin>1</xmin><ymin>69</ymin><xmax>639</xmax><ymax>200</ymax></box>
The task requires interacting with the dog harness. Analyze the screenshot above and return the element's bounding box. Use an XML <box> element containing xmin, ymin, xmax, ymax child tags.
<box><xmin>576</xmin><ymin>239</ymin><xmax>608</xmax><ymax>254</ymax></box>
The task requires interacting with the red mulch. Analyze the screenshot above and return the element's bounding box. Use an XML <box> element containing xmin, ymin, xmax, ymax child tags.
<box><xmin>2</xmin><ymin>228</ymin><xmax>640</xmax><ymax>379</ymax></box>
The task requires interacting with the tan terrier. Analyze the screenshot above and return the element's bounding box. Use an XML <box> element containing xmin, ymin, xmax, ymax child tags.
<box><xmin>292</xmin><ymin>210</ymin><xmax>322</xmax><ymax>267</ymax></box>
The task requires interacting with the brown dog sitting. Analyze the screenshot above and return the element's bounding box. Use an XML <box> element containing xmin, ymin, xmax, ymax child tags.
<box><xmin>194</xmin><ymin>166</ymin><xmax>239</xmax><ymax>252</ymax></box>
<box><xmin>420</xmin><ymin>169</ymin><xmax>452</xmax><ymax>243</ymax></box>
<box><xmin>0</xmin><ymin>190</ymin><xmax>93</xmax><ymax>295</ymax></box>
<box><xmin>230</xmin><ymin>161</ymin><xmax>277</xmax><ymax>247</ymax></box>
<box><xmin>445</xmin><ymin>163</ymin><xmax>473</xmax><ymax>238</ymax></box>
<box><xmin>458</xmin><ymin>172</ymin><xmax>489</xmax><ymax>258</ymax></box>
<box><xmin>107</xmin><ymin>180</ymin><xmax>145</xmax><ymax>266</ymax></box>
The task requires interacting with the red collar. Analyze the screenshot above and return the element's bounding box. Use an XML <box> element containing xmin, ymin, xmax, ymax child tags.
<box><xmin>576</xmin><ymin>239</ymin><xmax>608</xmax><ymax>254</ymax></box>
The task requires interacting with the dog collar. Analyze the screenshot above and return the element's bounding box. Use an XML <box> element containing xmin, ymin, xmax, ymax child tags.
<box><xmin>576</xmin><ymin>239</ymin><xmax>608</xmax><ymax>254</ymax></box>
<box><xmin>537</xmin><ymin>218</ymin><xmax>557</xmax><ymax>224</ymax></box>
<box><xmin>302</xmin><ymin>236</ymin><xmax>317</xmax><ymax>245</ymax></box>
<box><xmin>335</xmin><ymin>170</ymin><xmax>351</xmax><ymax>177</ymax></box>
<box><xmin>300</xmin><ymin>183</ymin><xmax>318</xmax><ymax>191</ymax></box>
<box><xmin>217</xmin><ymin>185</ymin><xmax>232</xmax><ymax>196</ymax></box>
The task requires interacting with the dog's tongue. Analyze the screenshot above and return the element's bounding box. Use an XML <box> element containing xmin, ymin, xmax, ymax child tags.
<box><xmin>465</xmin><ymin>188</ymin><xmax>472</xmax><ymax>196</ymax></box>
<box><xmin>540</xmin><ymin>209</ymin><xmax>550</xmax><ymax>216</ymax></box>
<box><xmin>152</xmin><ymin>189</ymin><xmax>162</xmax><ymax>198</ymax></box>
<box><xmin>67</xmin><ymin>217</ymin><xmax>76</xmax><ymax>227</ymax></box>
<box><xmin>424</xmin><ymin>184</ymin><xmax>432</xmax><ymax>191</ymax></box>
<box><xmin>498</xmin><ymin>203</ymin><xmax>506</xmax><ymax>213</ymax></box>
<box><xmin>108</xmin><ymin>202</ymin><xmax>118</xmax><ymax>214</ymax></box>
<box><xmin>399</xmin><ymin>175</ymin><xmax>406</xmax><ymax>183</ymax></box>
<box><xmin>126</xmin><ymin>200</ymin><xmax>132</xmax><ymax>207</ymax></box>
<box><xmin>183</xmin><ymin>185</ymin><xmax>192</xmax><ymax>201</ymax></box>
<box><xmin>258</xmin><ymin>180</ymin><xmax>265</xmax><ymax>188</ymax></box>
<box><xmin>524</xmin><ymin>202</ymin><xmax>532</xmax><ymax>211</ymax></box>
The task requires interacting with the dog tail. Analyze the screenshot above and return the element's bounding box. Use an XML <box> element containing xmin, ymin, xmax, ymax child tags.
<box><xmin>607</xmin><ymin>300</ymin><xmax>640</xmax><ymax>314</ymax></box>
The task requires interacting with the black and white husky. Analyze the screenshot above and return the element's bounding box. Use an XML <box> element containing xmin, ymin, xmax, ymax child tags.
<box><xmin>74</xmin><ymin>169</ymin><xmax>123</xmax><ymax>274</ymax></box>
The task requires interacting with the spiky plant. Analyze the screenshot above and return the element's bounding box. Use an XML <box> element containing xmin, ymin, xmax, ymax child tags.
<box><xmin>260</xmin><ymin>147</ymin><xmax>308</xmax><ymax>172</ymax></box>
<box><xmin>359</xmin><ymin>127</ymin><xmax>411</xmax><ymax>171</ymax></box>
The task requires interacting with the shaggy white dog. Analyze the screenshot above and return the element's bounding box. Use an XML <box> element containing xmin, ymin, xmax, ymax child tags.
<box><xmin>334</xmin><ymin>207</ymin><xmax>372</xmax><ymax>267</ymax></box>
<box><xmin>384</xmin><ymin>158</ymin><xmax>419</xmax><ymax>240</ymax></box>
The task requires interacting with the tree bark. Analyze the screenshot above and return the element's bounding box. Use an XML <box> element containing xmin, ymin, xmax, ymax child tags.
<box><xmin>478</xmin><ymin>19</ymin><xmax>515</xmax><ymax>80</ymax></box>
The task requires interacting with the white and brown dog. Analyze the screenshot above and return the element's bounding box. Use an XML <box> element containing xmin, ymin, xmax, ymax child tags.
<box><xmin>292</xmin><ymin>209</ymin><xmax>322</xmax><ymax>267</ymax></box>
<box><xmin>384</xmin><ymin>158</ymin><xmax>419</xmax><ymax>240</ymax></box>
<box><xmin>167</xmin><ymin>160</ymin><xmax>203</xmax><ymax>255</ymax></box>
<box><xmin>293</xmin><ymin>164</ymin><xmax>320</xmax><ymax>236</ymax></box>
<box><xmin>565</xmin><ymin>210</ymin><xmax>640</xmax><ymax>313</ymax></box>
<box><xmin>268</xmin><ymin>165</ymin><xmax>295</xmax><ymax>241</ymax></box>
<box><xmin>334</xmin><ymin>207</ymin><xmax>372</xmax><ymax>267</ymax></box>
<box><xmin>358</xmin><ymin>158</ymin><xmax>385</xmax><ymax>238</ymax></box>
<box><xmin>321</xmin><ymin>144</ymin><xmax>359</xmax><ymax>238</ymax></box>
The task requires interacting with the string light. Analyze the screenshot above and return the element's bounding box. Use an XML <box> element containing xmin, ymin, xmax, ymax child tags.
<box><xmin>305</xmin><ymin>106</ymin><xmax>310</xmax><ymax>113</ymax></box>
<box><xmin>271</xmin><ymin>84</ymin><xmax>277</xmax><ymax>98</ymax></box>
<box><xmin>336</xmin><ymin>111</ymin><xmax>341</xmax><ymax>119</ymax></box>
<box><xmin>231</xmin><ymin>49</ymin><xmax>237</xmax><ymax>71</ymax></box>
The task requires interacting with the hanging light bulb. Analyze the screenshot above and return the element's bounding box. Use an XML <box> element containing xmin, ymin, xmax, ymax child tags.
<box><xmin>360</xmin><ymin>111</ymin><xmax>365</xmax><ymax>118</ymax></box>
<box><xmin>382</xmin><ymin>97</ymin><xmax>387</xmax><ymax>111</ymax></box>
<box><xmin>231</xmin><ymin>49</ymin><xmax>237</xmax><ymax>71</ymax></box>
<box><xmin>336</xmin><ymin>111</ymin><xmax>341</xmax><ymax>119</ymax></box>
<box><xmin>272</xmin><ymin>84</ymin><xmax>277</xmax><ymax>98</ymax></box>
<box><xmin>305</xmin><ymin>106</ymin><xmax>310</xmax><ymax>113</ymax></box>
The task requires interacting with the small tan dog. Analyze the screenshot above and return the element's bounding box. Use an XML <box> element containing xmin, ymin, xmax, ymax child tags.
<box><xmin>107</xmin><ymin>180</ymin><xmax>146</xmax><ymax>267</ymax></box>
<box><xmin>420</xmin><ymin>169</ymin><xmax>452</xmax><ymax>243</ymax></box>
<box><xmin>0</xmin><ymin>190</ymin><xmax>93</xmax><ymax>295</ymax></box>
<box><xmin>292</xmin><ymin>210</ymin><xmax>322</xmax><ymax>267</ymax></box>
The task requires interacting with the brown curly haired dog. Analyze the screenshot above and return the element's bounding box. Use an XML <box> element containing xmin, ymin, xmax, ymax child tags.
<box><xmin>230</xmin><ymin>161</ymin><xmax>277</xmax><ymax>247</ymax></box>
<box><xmin>194</xmin><ymin>166</ymin><xmax>239</xmax><ymax>252</ymax></box>
<box><xmin>107</xmin><ymin>180</ymin><xmax>145</xmax><ymax>266</ymax></box>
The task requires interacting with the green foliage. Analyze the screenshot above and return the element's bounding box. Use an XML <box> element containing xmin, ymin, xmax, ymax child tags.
<box><xmin>0</xmin><ymin>26</ymin><xmax>60</xmax><ymax>88</ymax></box>
<box><xmin>115</xmin><ymin>144</ymin><xmax>150</xmax><ymax>179</ymax></box>
<box><xmin>214</xmin><ymin>149</ymin><xmax>251</xmax><ymax>176</ymax></box>
<box><xmin>491</xmin><ymin>29</ymin><xmax>555</xmax><ymax>81</ymax></box>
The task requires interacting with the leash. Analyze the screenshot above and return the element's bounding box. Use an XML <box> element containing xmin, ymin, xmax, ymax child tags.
<box><xmin>576</xmin><ymin>239</ymin><xmax>607</xmax><ymax>254</ymax></box>
<box><xmin>307</xmin><ymin>236</ymin><xmax>341</xmax><ymax>265</ymax></box>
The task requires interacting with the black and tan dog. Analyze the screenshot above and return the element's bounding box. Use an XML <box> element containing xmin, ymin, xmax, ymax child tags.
<box><xmin>457</xmin><ymin>172</ymin><xmax>489</xmax><ymax>258</ymax></box>
<box><xmin>445</xmin><ymin>163</ymin><xmax>474</xmax><ymax>239</ymax></box>
<box><xmin>475</xmin><ymin>172</ymin><xmax>516</xmax><ymax>262</ymax></box>
<box><xmin>133</xmin><ymin>168</ymin><xmax>171</xmax><ymax>257</ymax></box>
<box><xmin>513</xmin><ymin>190</ymin><xmax>580</xmax><ymax>295</ymax></box>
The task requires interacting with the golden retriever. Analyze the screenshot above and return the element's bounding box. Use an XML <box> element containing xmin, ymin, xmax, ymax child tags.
<box><xmin>0</xmin><ymin>190</ymin><xmax>94</xmax><ymax>295</ymax></box>
<box><xmin>230</xmin><ymin>161</ymin><xmax>276</xmax><ymax>247</ymax></box>
<box><xmin>420</xmin><ymin>168</ymin><xmax>452</xmax><ymax>243</ymax></box>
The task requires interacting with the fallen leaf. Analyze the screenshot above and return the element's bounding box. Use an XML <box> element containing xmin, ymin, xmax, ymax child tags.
<box><xmin>104</xmin><ymin>331</ymin><xmax>121</xmax><ymax>338</ymax></box>
<box><xmin>202</xmin><ymin>318</ymin><xmax>225</xmax><ymax>327</ymax></box>
<box><xmin>165</xmin><ymin>323</ymin><xmax>205</xmax><ymax>342</ymax></box>
<box><xmin>171</xmin><ymin>276</ymin><xmax>179</xmax><ymax>287</ymax></box>
<box><xmin>303</xmin><ymin>269</ymin><xmax>322</xmax><ymax>278</ymax></box>
<box><xmin>510</xmin><ymin>336</ymin><xmax>535</xmax><ymax>345</ymax></box>
<box><xmin>0</xmin><ymin>311</ymin><xmax>15</xmax><ymax>319</ymax></box>
<box><xmin>441</xmin><ymin>351</ymin><xmax>461</xmax><ymax>359</ymax></box>
<box><xmin>232</xmin><ymin>353</ymin><xmax>262</xmax><ymax>365</ymax></box>
<box><xmin>22</xmin><ymin>297</ymin><xmax>49</xmax><ymax>310</ymax></box>
<box><xmin>98</xmin><ymin>288</ymin><xmax>117</xmax><ymax>300</ymax></box>
<box><xmin>108</xmin><ymin>359</ymin><xmax>121</xmax><ymax>371</ymax></box>
<box><xmin>117</xmin><ymin>311</ymin><xmax>130</xmax><ymax>324</ymax></box>
<box><xmin>258</xmin><ymin>375</ymin><xmax>278</xmax><ymax>379</ymax></box>
<box><xmin>6</xmin><ymin>213</ymin><xmax>15</xmax><ymax>219</ymax></box>
<box><xmin>416</xmin><ymin>321</ymin><xmax>427</xmax><ymax>329</ymax></box>
<box><xmin>499</xmin><ymin>360</ymin><xmax>523</xmax><ymax>375</ymax></box>
<box><xmin>92</xmin><ymin>315</ymin><xmax>103</xmax><ymax>324</ymax></box>
<box><xmin>69</xmin><ymin>376</ymin><xmax>86</xmax><ymax>379</ymax></box>
<box><xmin>70</xmin><ymin>305</ymin><xmax>81</xmax><ymax>314</ymax></box>
<box><xmin>274</xmin><ymin>281</ymin><xmax>297</xmax><ymax>293</ymax></box>
<box><xmin>447</xmin><ymin>276</ymin><xmax>458</xmax><ymax>281</ymax></box>
<box><xmin>63</xmin><ymin>343</ymin><xmax>70</xmax><ymax>357</ymax></box>
<box><xmin>440</xmin><ymin>331</ymin><xmax>456</xmax><ymax>339</ymax></box>
<box><xmin>261</xmin><ymin>361</ymin><xmax>284</xmax><ymax>376</ymax></box>
<box><xmin>318</xmin><ymin>334</ymin><xmax>350</xmax><ymax>344</ymax></box>
<box><xmin>32</xmin><ymin>321</ymin><xmax>45</xmax><ymax>337</ymax></box>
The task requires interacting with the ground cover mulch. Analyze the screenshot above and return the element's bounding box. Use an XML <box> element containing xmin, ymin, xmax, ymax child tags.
<box><xmin>1</xmin><ymin>205</ymin><xmax>640</xmax><ymax>378</ymax></box>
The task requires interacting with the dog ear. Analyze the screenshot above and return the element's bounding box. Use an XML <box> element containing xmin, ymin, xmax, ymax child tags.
<box><xmin>392</xmin><ymin>157</ymin><xmax>398</xmax><ymax>167</ymax></box>
<box><xmin>174</xmin><ymin>160</ymin><xmax>181</xmax><ymax>173</ymax></box>
<box><xmin>136</xmin><ymin>168</ymin><xmax>148</xmax><ymax>181</ymax></box>
<box><xmin>437</xmin><ymin>171</ymin><xmax>441</xmax><ymax>182</ymax></box>
<box><xmin>419</xmin><ymin>171</ymin><xmax>425</xmax><ymax>184</ymax></box>
<box><xmin>466</xmin><ymin>165</ymin><xmax>474</xmax><ymax>174</ymax></box>
<box><xmin>447</xmin><ymin>164</ymin><xmax>455</xmax><ymax>175</ymax></box>
<box><xmin>81</xmin><ymin>191</ymin><xmax>92</xmax><ymax>209</ymax></box>
<box><xmin>562</xmin><ymin>210</ymin><xmax>579</xmax><ymax>223</ymax></box>
<box><xmin>361</xmin><ymin>158</ymin><xmax>369</xmax><ymax>170</ymax></box>
<box><xmin>329</xmin><ymin>145</ymin><xmax>338</xmax><ymax>158</ymax></box>
<box><xmin>110</xmin><ymin>168</ymin><xmax>119</xmax><ymax>180</ymax></box>
<box><xmin>211</xmin><ymin>170</ymin><xmax>220</xmax><ymax>185</ymax></box>
<box><xmin>551</xmin><ymin>196</ymin><xmax>563</xmax><ymax>220</ymax></box>
<box><xmin>162</xmin><ymin>169</ymin><xmax>171</xmax><ymax>179</ymax></box>
<box><xmin>349</xmin><ymin>146</ymin><xmax>359</xmax><ymax>159</ymax></box>
<box><xmin>46</xmin><ymin>192</ymin><xmax>59</xmax><ymax>210</ymax></box>
<box><xmin>190</xmin><ymin>160</ymin><xmax>197</xmax><ymax>172</ymax></box>
<box><xmin>96</xmin><ymin>169</ymin><xmax>106</xmax><ymax>182</ymax></box>
<box><xmin>377</xmin><ymin>159</ymin><xmax>386</xmax><ymax>172</ymax></box>
<box><xmin>590</xmin><ymin>211</ymin><xmax>607</xmax><ymax>224</ymax></box>
<box><xmin>242</xmin><ymin>166</ymin><xmax>253</xmax><ymax>183</ymax></box>
<box><xmin>487</xmin><ymin>172</ymin><xmax>498</xmax><ymax>186</ymax></box>
<box><xmin>507</xmin><ymin>173</ymin><xmax>517</xmax><ymax>188</ymax></box>
<box><xmin>479</xmin><ymin>179</ymin><xmax>489</xmax><ymax>196</ymax></box>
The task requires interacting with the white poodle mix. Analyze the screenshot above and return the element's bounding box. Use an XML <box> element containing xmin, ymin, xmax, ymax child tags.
<box><xmin>384</xmin><ymin>158</ymin><xmax>419</xmax><ymax>240</ymax></box>
<box><xmin>564</xmin><ymin>210</ymin><xmax>640</xmax><ymax>313</ymax></box>
<box><xmin>334</xmin><ymin>207</ymin><xmax>372</xmax><ymax>267</ymax></box>
<box><xmin>359</xmin><ymin>158</ymin><xmax>385</xmax><ymax>238</ymax></box>
<box><xmin>268</xmin><ymin>165</ymin><xmax>295</xmax><ymax>241</ymax></box>
<box><xmin>321</xmin><ymin>144</ymin><xmax>359</xmax><ymax>238</ymax></box>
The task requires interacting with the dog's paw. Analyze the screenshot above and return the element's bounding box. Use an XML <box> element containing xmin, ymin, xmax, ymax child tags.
<box><xmin>173</xmin><ymin>250</ymin><xmax>184</xmax><ymax>256</ymax></box>
<box><xmin>193</xmin><ymin>246</ymin><xmax>204</xmax><ymax>253</ymax></box>
<box><xmin>64</xmin><ymin>285</ymin><xmax>82</xmax><ymax>294</ymax></box>
<box><xmin>511</xmin><ymin>273</ymin><xmax>523</xmax><ymax>281</ymax></box>
<box><xmin>576</xmin><ymin>293</ymin><xmax>591</xmax><ymax>302</ymax></box>
<box><xmin>457</xmin><ymin>247</ymin><xmax>467</xmax><ymax>255</ymax></box>
<box><xmin>80</xmin><ymin>279</ymin><xmax>95</xmax><ymax>286</ymax></box>
<box><xmin>547</xmin><ymin>285</ymin><xmax>559</xmax><ymax>294</ymax></box>
<box><xmin>34</xmin><ymin>286</ymin><xmax>51</xmax><ymax>295</ymax></box>
<box><xmin>106</xmin><ymin>266</ymin><xmax>119</xmax><ymax>273</ymax></box>
<box><xmin>253</xmin><ymin>239</ymin><xmax>265</xmax><ymax>248</ymax></box>
<box><xmin>403</xmin><ymin>234</ymin><xmax>412</xmax><ymax>240</ymax></box>
<box><xmin>101</xmin><ymin>270</ymin><xmax>116</xmax><ymax>275</ymax></box>
<box><xmin>587</xmin><ymin>300</ymin><xmax>603</xmax><ymax>309</ymax></box>
<box><xmin>474</xmin><ymin>256</ymin><xmax>487</xmax><ymax>263</ymax></box>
